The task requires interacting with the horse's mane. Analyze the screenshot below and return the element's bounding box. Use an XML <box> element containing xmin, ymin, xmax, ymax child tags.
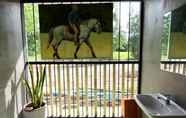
<box><xmin>80</xmin><ymin>18</ymin><xmax>98</xmax><ymax>27</ymax></box>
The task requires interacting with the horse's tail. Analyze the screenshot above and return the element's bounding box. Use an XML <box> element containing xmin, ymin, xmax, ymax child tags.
<box><xmin>47</xmin><ymin>28</ymin><xmax>54</xmax><ymax>49</ymax></box>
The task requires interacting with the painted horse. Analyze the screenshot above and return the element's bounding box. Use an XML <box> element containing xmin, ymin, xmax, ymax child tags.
<box><xmin>47</xmin><ymin>18</ymin><xmax>102</xmax><ymax>59</ymax></box>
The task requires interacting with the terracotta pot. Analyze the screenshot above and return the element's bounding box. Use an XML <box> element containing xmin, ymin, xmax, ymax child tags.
<box><xmin>23</xmin><ymin>103</ymin><xmax>46</xmax><ymax>118</ymax></box>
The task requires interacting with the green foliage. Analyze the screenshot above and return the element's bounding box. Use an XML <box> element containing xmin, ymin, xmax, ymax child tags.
<box><xmin>24</xmin><ymin>4</ymin><xmax>39</xmax><ymax>32</ymax></box>
<box><xmin>129</xmin><ymin>15</ymin><xmax>140</xmax><ymax>60</ymax></box>
<box><xmin>113</xmin><ymin>5</ymin><xmax>128</xmax><ymax>52</ymax></box>
<box><xmin>113</xmin><ymin>51</ymin><xmax>133</xmax><ymax>59</ymax></box>
<box><xmin>113</xmin><ymin>32</ymin><xmax>127</xmax><ymax>51</ymax></box>
<box><xmin>113</xmin><ymin>4</ymin><xmax>140</xmax><ymax>60</ymax></box>
<box><xmin>161</xmin><ymin>13</ymin><xmax>171</xmax><ymax>60</ymax></box>
<box><xmin>24</xmin><ymin>4</ymin><xmax>40</xmax><ymax>59</ymax></box>
<box><xmin>23</xmin><ymin>65</ymin><xmax>46</xmax><ymax>109</ymax></box>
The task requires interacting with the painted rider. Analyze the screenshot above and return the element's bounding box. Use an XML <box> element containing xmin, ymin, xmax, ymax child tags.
<box><xmin>68</xmin><ymin>5</ymin><xmax>81</xmax><ymax>45</ymax></box>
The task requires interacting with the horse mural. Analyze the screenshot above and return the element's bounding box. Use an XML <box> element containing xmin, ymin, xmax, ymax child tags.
<box><xmin>47</xmin><ymin>18</ymin><xmax>102</xmax><ymax>59</ymax></box>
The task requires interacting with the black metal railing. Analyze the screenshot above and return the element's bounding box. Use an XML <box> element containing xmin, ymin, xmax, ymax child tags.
<box><xmin>161</xmin><ymin>61</ymin><xmax>186</xmax><ymax>75</ymax></box>
<box><xmin>26</xmin><ymin>60</ymin><xmax>139</xmax><ymax>117</ymax></box>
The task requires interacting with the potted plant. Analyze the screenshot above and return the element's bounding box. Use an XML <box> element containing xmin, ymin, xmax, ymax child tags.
<box><xmin>22</xmin><ymin>65</ymin><xmax>46</xmax><ymax>118</ymax></box>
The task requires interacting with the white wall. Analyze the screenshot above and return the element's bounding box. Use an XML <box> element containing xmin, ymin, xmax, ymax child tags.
<box><xmin>159</xmin><ymin>0</ymin><xmax>186</xmax><ymax>109</ymax></box>
<box><xmin>142</xmin><ymin>0</ymin><xmax>186</xmax><ymax>112</ymax></box>
<box><xmin>141</xmin><ymin>0</ymin><xmax>186</xmax><ymax>117</ymax></box>
<box><xmin>0</xmin><ymin>0</ymin><xmax>25</xmax><ymax>118</ymax></box>
<box><xmin>141</xmin><ymin>0</ymin><xmax>163</xmax><ymax>94</ymax></box>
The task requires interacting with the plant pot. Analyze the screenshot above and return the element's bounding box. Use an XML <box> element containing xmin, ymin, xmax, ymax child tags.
<box><xmin>23</xmin><ymin>103</ymin><xmax>46</xmax><ymax>118</ymax></box>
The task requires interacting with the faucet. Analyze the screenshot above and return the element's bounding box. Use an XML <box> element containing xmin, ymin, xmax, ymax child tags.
<box><xmin>157</xmin><ymin>95</ymin><xmax>172</xmax><ymax>105</ymax></box>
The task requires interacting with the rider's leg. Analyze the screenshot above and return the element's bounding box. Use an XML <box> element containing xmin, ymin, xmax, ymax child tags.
<box><xmin>64</xmin><ymin>26</ymin><xmax>69</xmax><ymax>36</ymax></box>
<box><xmin>70</xmin><ymin>24</ymin><xmax>79</xmax><ymax>45</ymax></box>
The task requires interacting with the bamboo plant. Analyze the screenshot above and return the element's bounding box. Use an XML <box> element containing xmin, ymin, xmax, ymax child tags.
<box><xmin>23</xmin><ymin>64</ymin><xmax>46</xmax><ymax>110</ymax></box>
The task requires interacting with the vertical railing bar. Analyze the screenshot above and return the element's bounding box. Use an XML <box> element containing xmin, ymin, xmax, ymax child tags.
<box><xmin>171</xmin><ymin>63</ymin><xmax>173</xmax><ymax>72</ymax></box>
<box><xmin>85</xmin><ymin>64</ymin><xmax>88</xmax><ymax>117</ymax></box>
<box><xmin>101</xmin><ymin>64</ymin><xmax>103</xmax><ymax>117</ymax></box>
<box><xmin>99</xmin><ymin>64</ymin><xmax>102</xmax><ymax>117</ymax></box>
<box><xmin>178</xmin><ymin>63</ymin><xmax>180</xmax><ymax>73</ymax></box>
<box><xmin>90</xmin><ymin>64</ymin><xmax>93</xmax><ymax>117</ymax></box>
<box><xmin>72</xmin><ymin>64</ymin><xmax>75</xmax><ymax>117</ymax></box>
<box><xmin>57</xmin><ymin>64</ymin><xmax>62</xmax><ymax>117</ymax></box>
<box><xmin>121</xmin><ymin>64</ymin><xmax>125</xmax><ymax>97</ymax></box>
<box><xmin>173</xmin><ymin>64</ymin><xmax>176</xmax><ymax>73</ymax></box>
<box><xmin>177</xmin><ymin>64</ymin><xmax>179</xmax><ymax>73</ymax></box>
<box><xmin>127</xmin><ymin>63</ymin><xmax>129</xmax><ymax>98</ymax></box>
<box><xmin>108</xmin><ymin>64</ymin><xmax>111</xmax><ymax>117</ymax></box>
<box><xmin>181</xmin><ymin>64</ymin><xmax>183</xmax><ymax>74</ymax></box>
<box><xmin>165</xmin><ymin>64</ymin><xmax>167</xmax><ymax>70</ymax></box>
<box><xmin>183</xmin><ymin>64</ymin><xmax>186</xmax><ymax>75</ymax></box>
<box><xmin>164</xmin><ymin>64</ymin><xmax>167</xmax><ymax>70</ymax></box>
<box><xmin>131</xmin><ymin>64</ymin><xmax>135</xmax><ymax>97</ymax></box>
<box><xmin>103</xmin><ymin>64</ymin><xmax>106</xmax><ymax>117</ymax></box>
<box><xmin>48</xmin><ymin>64</ymin><xmax>53</xmax><ymax>116</ymax></box>
<box><xmin>54</xmin><ymin>64</ymin><xmax>58</xmax><ymax>116</ymax></box>
<box><xmin>76</xmin><ymin>64</ymin><xmax>80</xmax><ymax>117</ymax></box>
<box><xmin>170</xmin><ymin>62</ymin><xmax>172</xmax><ymax>72</ymax></box>
<box><xmin>112</xmin><ymin>64</ymin><xmax>115</xmax><ymax>117</ymax></box>
<box><xmin>117</xmin><ymin>64</ymin><xmax>120</xmax><ymax>117</ymax></box>
<box><xmin>54</xmin><ymin>64</ymin><xmax>57</xmax><ymax>116</ymax></box>
<box><xmin>45</xmin><ymin>64</ymin><xmax>49</xmax><ymax>117</ymax></box>
<box><xmin>168</xmin><ymin>61</ymin><xmax>171</xmax><ymax>72</ymax></box>
<box><xmin>168</xmin><ymin>63</ymin><xmax>171</xmax><ymax>71</ymax></box>
<box><xmin>185</xmin><ymin>64</ymin><xmax>186</xmax><ymax>75</ymax></box>
<box><xmin>94</xmin><ymin>64</ymin><xmax>97</xmax><ymax>117</ymax></box>
<box><xmin>121</xmin><ymin>63</ymin><xmax>125</xmax><ymax>118</ymax></box>
<box><xmin>62</xmin><ymin>64</ymin><xmax>66</xmax><ymax>117</ymax></box>
<box><xmin>66</xmin><ymin>64</ymin><xmax>71</xmax><ymax>117</ymax></box>
<box><xmin>81</xmin><ymin>64</ymin><xmax>83</xmax><ymax>117</ymax></box>
<box><xmin>182</xmin><ymin>64</ymin><xmax>184</xmax><ymax>74</ymax></box>
<box><xmin>179</xmin><ymin>60</ymin><xmax>181</xmax><ymax>73</ymax></box>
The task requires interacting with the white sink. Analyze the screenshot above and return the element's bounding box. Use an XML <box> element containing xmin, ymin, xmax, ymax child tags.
<box><xmin>135</xmin><ymin>93</ymin><xmax>186</xmax><ymax>118</ymax></box>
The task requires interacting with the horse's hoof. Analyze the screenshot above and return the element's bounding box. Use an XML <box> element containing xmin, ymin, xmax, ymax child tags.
<box><xmin>53</xmin><ymin>54</ymin><xmax>56</xmax><ymax>58</ymax></box>
<box><xmin>74</xmin><ymin>55</ymin><xmax>77</xmax><ymax>59</ymax></box>
<box><xmin>57</xmin><ymin>56</ymin><xmax>60</xmax><ymax>59</ymax></box>
<box><xmin>93</xmin><ymin>55</ymin><xmax>96</xmax><ymax>58</ymax></box>
<box><xmin>53</xmin><ymin>53</ymin><xmax>61</xmax><ymax>59</ymax></box>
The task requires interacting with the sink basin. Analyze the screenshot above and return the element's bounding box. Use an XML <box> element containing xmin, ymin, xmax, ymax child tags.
<box><xmin>135</xmin><ymin>94</ymin><xmax>186</xmax><ymax>118</ymax></box>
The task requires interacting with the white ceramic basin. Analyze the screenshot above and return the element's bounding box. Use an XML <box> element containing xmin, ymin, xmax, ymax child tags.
<box><xmin>135</xmin><ymin>94</ymin><xmax>186</xmax><ymax>118</ymax></box>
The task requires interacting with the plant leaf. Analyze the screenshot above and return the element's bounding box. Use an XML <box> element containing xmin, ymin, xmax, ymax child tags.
<box><xmin>23</xmin><ymin>78</ymin><xmax>33</xmax><ymax>103</ymax></box>
<box><xmin>24</xmin><ymin>64</ymin><xmax>46</xmax><ymax>109</ymax></box>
